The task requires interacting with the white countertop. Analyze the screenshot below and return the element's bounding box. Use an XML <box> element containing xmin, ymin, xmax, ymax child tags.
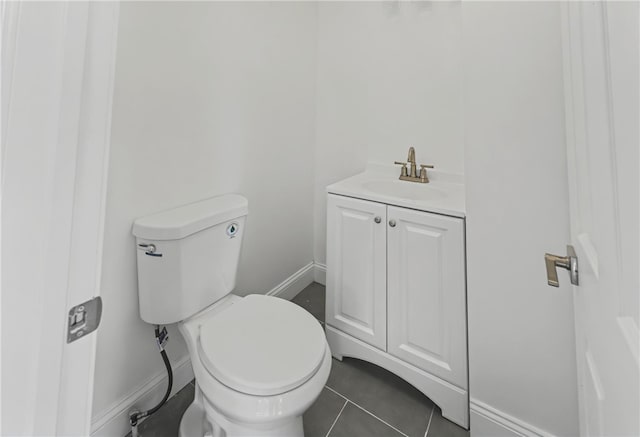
<box><xmin>326</xmin><ymin>163</ymin><xmax>466</xmax><ymax>218</ymax></box>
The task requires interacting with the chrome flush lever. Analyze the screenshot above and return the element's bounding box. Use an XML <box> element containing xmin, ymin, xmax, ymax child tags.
<box><xmin>545</xmin><ymin>245</ymin><xmax>579</xmax><ymax>287</ymax></box>
<box><xmin>138</xmin><ymin>243</ymin><xmax>162</xmax><ymax>257</ymax></box>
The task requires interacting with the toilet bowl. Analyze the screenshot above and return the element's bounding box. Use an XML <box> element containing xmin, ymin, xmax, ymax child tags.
<box><xmin>178</xmin><ymin>294</ymin><xmax>331</xmax><ymax>437</ymax></box>
<box><xmin>132</xmin><ymin>195</ymin><xmax>331</xmax><ymax>436</ymax></box>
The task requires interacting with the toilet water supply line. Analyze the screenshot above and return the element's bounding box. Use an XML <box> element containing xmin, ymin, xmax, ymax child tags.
<box><xmin>129</xmin><ymin>326</ymin><xmax>173</xmax><ymax>437</ymax></box>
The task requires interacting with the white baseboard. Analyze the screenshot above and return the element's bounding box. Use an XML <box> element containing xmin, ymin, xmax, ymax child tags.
<box><xmin>266</xmin><ymin>261</ymin><xmax>315</xmax><ymax>300</ymax></box>
<box><xmin>90</xmin><ymin>356</ymin><xmax>194</xmax><ymax>437</ymax></box>
<box><xmin>470</xmin><ymin>398</ymin><xmax>556</xmax><ymax>437</ymax></box>
<box><xmin>313</xmin><ymin>262</ymin><xmax>326</xmax><ymax>286</ymax></box>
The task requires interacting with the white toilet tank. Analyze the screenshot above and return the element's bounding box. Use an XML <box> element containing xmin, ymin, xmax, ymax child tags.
<box><xmin>132</xmin><ymin>195</ymin><xmax>248</xmax><ymax>324</ymax></box>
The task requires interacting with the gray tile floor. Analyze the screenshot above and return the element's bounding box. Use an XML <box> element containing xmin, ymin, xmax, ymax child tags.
<box><xmin>132</xmin><ymin>283</ymin><xmax>469</xmax><ymax>437</ymax></box>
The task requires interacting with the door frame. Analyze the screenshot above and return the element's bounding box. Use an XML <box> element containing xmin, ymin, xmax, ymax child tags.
<box><xmin>1</xmin><ymin>2</ymin><xmax>119</xmax><ymax>435</ymax></box>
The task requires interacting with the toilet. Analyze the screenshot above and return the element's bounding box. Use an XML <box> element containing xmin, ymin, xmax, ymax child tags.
<box><xmin>132</xmin><ymin>195</ymin><xmax>331</xmax><ymax>437</ymax></box>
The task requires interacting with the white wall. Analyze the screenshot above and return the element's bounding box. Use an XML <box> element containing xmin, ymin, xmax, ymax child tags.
<box><xmin>462</xmin><ymin>2</ymin><xmax>579</xmax><ymax>436</ymax></box>
<box><xmin>91</xmin><ymin>1</ymin><xmax>318</xmax><ymax>431</ymax></box>
<box><xmin>313</xmin><ymin>2</ymin><xmax>464</xmax><ymax>265</ymax></box>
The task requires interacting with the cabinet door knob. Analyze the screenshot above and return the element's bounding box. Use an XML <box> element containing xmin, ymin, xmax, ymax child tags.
<box><xmin>389</xmin><ymin>219</ymin><xmax>396</xmax><ymax>227</ymax></box>
<box><xmin>374</xmin><ymin>216</ymin><xmax>382</xmax><ymax>224</ymax></box>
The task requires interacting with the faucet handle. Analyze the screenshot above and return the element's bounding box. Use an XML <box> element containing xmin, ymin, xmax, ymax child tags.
<box><xmin>419</xmin><ymin>164</ymin><xmax>434</xmax><ymax>183</ymax></box>
<box><xmin>394</xmin><ymin>161</ymin><xmax>408</xmax><ymax>177</ymax></box>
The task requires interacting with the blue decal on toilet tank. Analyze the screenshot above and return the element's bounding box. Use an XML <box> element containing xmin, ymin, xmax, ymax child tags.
<box><xmin>226</xmin><ymin>222</ymin><xmax>239</xmax><ymax>238</ymax></box>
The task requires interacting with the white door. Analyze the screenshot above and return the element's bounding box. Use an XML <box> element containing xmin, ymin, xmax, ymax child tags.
<box><xmin>1</xmin><ymin>2</ymin><xmax>119</xmax><ymax>435</ymax></box>
<box><xmin>387</xmin><ymin>206</ymin><xmax>467</xmax><ymax>389</ymax></box>
<box><xmin>561</xmin><ymin>2</ymin><xmax>639</xmax><ymax>435</ymax></box>
<box><xmin>326</xmin><ymin>194</ymin><xmax>387</xmax><ymax>350</ymax></box>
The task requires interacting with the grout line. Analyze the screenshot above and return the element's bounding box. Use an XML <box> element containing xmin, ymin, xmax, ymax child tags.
<box><xmin>424</xmin><ymin>405</ymin><xmax>435</xmax><ymax>437</ymax></box>
<box><xmin>324</xmin><ymin>386</ymin><xmax>409</xmax><ymax>437</ymax></box>
<box><xmin>324</xmin><ymin>385</ymin><xmax>348</xmax><ymax>401</ymax></box>
<box><xmin>325</xmin><ymin>400</ymin><xmax>348</xmax><ymax>437</ymax></box>
<box><xmin>347</xmin><ymin>400</ymin><xmax>410</xmax><ymax>437</ymax></box>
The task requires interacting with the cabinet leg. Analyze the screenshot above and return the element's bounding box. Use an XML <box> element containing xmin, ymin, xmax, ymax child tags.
<box><xmin>330</xmin><ymin>351</ymin><xmax>344</xmax><ymax>361</ymax></box>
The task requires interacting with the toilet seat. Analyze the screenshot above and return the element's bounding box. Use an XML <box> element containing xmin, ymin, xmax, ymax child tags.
<box><xmin>198</xmin><ymin>294</ymin><xmax>326</xmax><ymax>396</ymax></box>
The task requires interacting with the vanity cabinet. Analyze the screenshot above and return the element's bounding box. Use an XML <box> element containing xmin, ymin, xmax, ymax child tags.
<box><xmin>326</xmin><ymin>193</ymin><xmax>468</xmax><ymax>428</ymax></box>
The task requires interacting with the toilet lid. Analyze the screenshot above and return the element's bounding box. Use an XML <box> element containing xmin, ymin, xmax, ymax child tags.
<box><xmin>198</xmin><ymin>294</ymin><xmax>326</xmax><ymax>396</ymax></box>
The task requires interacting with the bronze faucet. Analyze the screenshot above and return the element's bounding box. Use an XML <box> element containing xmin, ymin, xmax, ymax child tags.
<box><xmin>394</xmin><ymin>146</ymin><xmax>434</xmax><ymax>183</ymax></box>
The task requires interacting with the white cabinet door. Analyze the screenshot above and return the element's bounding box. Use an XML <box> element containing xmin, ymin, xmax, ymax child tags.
<box><xmin>387</xmin><ymin>206</ymin><xmax>467</xmax><ymax>389</ymax></box>
<box><xmin>326</xmin><ymin>194</ymin><xmax>387</xmax><ymax>350</ymax></box>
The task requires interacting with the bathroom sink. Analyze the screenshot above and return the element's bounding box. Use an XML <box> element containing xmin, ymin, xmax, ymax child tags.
<box><xmin>326</xmin><ymin>167</ymin><xmax>466</xmax><ymax>218</ymax></box>
<box><xmin>362</xmin><ymin>179</ymin><xmax>447</xmax><ymax>201</ymax></box>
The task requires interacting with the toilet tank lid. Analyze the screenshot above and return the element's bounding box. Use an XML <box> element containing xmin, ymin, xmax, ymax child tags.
<box><xmin>132</xmin><ymin>194</ymin><xmax>248</xmax><ymax>241</ymax></box>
